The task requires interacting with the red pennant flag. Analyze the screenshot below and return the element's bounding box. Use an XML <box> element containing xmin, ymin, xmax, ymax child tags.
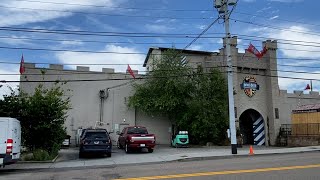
<box><xmin>260</xmin><ymin>45</ymin><xmax>268</xmax><ymax>56</ymax></box>
<box><xmin>127</xmin><ymin>64</ymin><xmax>135</xmax><ymax>79</ymax></box>
<box><xmin>247</xmin><ymin>43</ymin><xmax>261</xmax><ymax>58</ymax></box>
<box><xmin>305</xmin><ymin>84</ymin><xmax>311</xmax><ymax>90</ymax></box>
<box><xmin>19</xmin><ymin>54</ymin><xmax>25</xmax><ymax>74</ymax></box>
<box><xmin>246</xmin><ymin>43</ymin><xmax>268</xmax><ymax>59</ymax></box>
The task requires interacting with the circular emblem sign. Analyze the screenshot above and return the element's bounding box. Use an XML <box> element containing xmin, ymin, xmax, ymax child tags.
<box><xmin>240</xmin><ymin>76</ymin><xmax>260</xmax><ymax>97</ymax></box>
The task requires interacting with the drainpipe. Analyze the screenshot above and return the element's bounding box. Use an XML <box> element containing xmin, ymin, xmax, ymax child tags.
<box><xmin>99</xmin><ymin>89</ymin><xmax>108</xmax><ymax>125</ymax></box>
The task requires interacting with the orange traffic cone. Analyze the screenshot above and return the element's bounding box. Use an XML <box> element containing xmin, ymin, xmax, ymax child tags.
<box><xmin>249</xmin><ymin>145</ymin><xmax>254</xmax><ymax>155</ymax></box>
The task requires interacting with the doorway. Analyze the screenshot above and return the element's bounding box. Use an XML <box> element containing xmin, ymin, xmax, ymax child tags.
<box><xmin>239</xmin><ymin>109</ymin><xmax>265</xmax><ymax>146</ymax></box>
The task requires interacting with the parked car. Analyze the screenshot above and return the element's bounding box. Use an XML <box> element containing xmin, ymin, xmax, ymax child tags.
<box><xmin>62</xmin><ymin>135</ymin><xmax>71</xmax><ymax>147</ymax></box>
<box><xmin>117</xmin><ymin>126</ymin><xmax>156</xmax><ymax>153</ymax></box>
<box><xmin>0</xmin><ymin>117</ymin><xmax>21</xmax><ymax>168</ymax></box>
<box><xmin>79</xmin><ymin>129</ymin><xmax>112</xmax><ymax>158</ymax></box>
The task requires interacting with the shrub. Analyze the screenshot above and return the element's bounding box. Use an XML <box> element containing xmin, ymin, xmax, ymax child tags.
<box><xmin>32</xmin><ymin>149</ymin><xmax>50</xmax><ymax>161</ymax></box>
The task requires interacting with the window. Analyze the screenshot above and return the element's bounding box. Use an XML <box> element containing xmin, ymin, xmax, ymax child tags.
<box><xmin>275</xmin><ymin>108</ymin><xmax>279</xmax><ymax>119</ymax></box>
<box><xmin>127</xmin><ymin>127</ymin><xmax>148</xmax><ymax>134</ymax></box>
<box><xmin>234</xmin><ymin>107</ymin><xmax>237</xmax><ymax>118</ymax></box>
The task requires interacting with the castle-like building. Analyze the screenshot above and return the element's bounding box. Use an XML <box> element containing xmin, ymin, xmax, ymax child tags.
<box><xmin>20</xmin><ymin>37</ymin><xmax>318</xmax><ymax>146</ymax></box>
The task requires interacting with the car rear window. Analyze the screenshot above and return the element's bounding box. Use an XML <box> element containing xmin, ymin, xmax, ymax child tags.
<box><xmin>127</xmin><ymin>127</ymin><xmax>148</xmax><ymax>134</ymax></box>
<box><xmin>85</xmin><ymin>132</ymin><xmax>108</xmax><ymax>139</ymax></box>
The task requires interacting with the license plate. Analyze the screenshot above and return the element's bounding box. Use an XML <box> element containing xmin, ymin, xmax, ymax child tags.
<box><xmin>94</xmin><ymin>141</ymin><xmax>99</xmax><ymax>144</ymax></box>
<box><xmin>12</xmin><ymin>154</ymin><xmax>20</xmax><ymax>159</ymax></box>
<box><xmin>140</xmin><ymin>144</ymin><xmax>145</xmax><ymax>147</ymax></box>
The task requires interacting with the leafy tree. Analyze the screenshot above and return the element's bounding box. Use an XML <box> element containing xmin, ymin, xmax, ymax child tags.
<box><xmin>128</xmin><ymin>49</ymin><xmax>193</xmax><ymax>121</ymax></box>
<box><xmin>0</xmin><ymin>84</ymin><xmax>70</xmax><ymax>155</ymax></box>
<box><xmin>128</xmin><ymin>49</ymin><xmax>229</xmax><ymax>145</ymax></box>
<box><xmin>183</xmin><ymin>67</ymin><xmax>229</xmax><ymax>144</ymax></box>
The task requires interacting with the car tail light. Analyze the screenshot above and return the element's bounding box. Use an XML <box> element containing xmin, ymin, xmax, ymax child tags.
<box><xmin>128</xmin><ymin>136</ymin><xmax>134</xmax><ymax>143</ymax></box>
<box><xmin>6</xmin><ymin>139</ymin><xmax>13</xmax><ymax>154</ymax></box>
<box><xmin>108</xmin><ymin>138</ymin><xmax>111</xmax><ymax>144</ymax></box>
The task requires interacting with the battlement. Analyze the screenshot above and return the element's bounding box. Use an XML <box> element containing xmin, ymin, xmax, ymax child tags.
<box><xmin>223</xmin><ymin>36</ymin><xmax>238</xmax><ymax>47</ymax></box>
<box><xmin>23</xmin><ymin>62</ymin><xmax>141</xmax><ymax>76</ymax></box>
<box><xmin>280</xmin><ymin>89</ymin><xmax>320</xmax><ymax>98</ymax></box>
<box><xmin>263</xmin><ymin>40</ymin><xmax>277</xmax><ymax>51</ymax></box>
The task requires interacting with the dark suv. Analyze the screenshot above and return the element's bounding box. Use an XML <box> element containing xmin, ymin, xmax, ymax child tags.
<box><xmin>79</xmin><ymin>129</ymin><xmax>112</xmax><ymax>158</ymax></box>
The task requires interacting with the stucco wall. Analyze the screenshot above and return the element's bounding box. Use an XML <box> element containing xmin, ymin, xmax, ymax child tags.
<box><xmin>19</xmin><ymin>63</ymin><xmax>172</xmax><ymax>145</ymax></box>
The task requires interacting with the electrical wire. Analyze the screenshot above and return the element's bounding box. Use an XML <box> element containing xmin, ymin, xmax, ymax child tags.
<box><xmin>2</xmin><ymin>69</ymin><xmax>320</xmax><ymax>83</ymax></box>
<box><xmin>233</xmin><ymin>11</ymin><xmax>320</xmax><ymax>28</ymax></box>
<box><xmin>184</xmin><ymin>16</ymin><xmax>222</xmax><ymax>49</ymax></box>
<box><xmin>0</xmin><ymin>5</ymin><xmax>214</xmax><ymax>20</ymax></box>
<box><xmin>231</xmin><ymin>18</ymin><xmax>320</xmax><ymax>37</ymax></box>
<box><xmin>10</xmin><ymin>0</ymin><xmax>213</xmax><ymax>12</ymax></box>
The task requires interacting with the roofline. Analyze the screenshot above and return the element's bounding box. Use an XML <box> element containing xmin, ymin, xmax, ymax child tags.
<box><xmin>143</xmin><ymin>47</ymin><xmax>214</xmax><ymax>67</ymax></box>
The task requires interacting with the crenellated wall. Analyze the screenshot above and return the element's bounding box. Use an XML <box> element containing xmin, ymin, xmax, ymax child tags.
<box><xmin>20</xmin><ymin>63</ymin><xmax>171</xmax><ymax>145</ymax></box>
<box><xmin>279</xmin><ymin>90</ymin><xmax>320</xmax><ymax>125</ymax></box>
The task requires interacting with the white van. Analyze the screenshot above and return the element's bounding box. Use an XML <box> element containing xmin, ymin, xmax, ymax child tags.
<box><xmin>0</xmin><ymin>117</ymin><xmax>21</xmax><ymax>168</ymax></box>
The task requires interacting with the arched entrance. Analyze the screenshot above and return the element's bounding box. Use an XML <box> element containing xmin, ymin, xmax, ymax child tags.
<box><xmin>239</xmin><ymin>109</ymin><xmax>265</xmax><ymax>146</ymax></box>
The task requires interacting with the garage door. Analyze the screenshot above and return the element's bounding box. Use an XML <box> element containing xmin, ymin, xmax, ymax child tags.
<box><xmin>135</xmin><ymin>112</ymin><xmax>171</xmax><ymax>145</ymax></box>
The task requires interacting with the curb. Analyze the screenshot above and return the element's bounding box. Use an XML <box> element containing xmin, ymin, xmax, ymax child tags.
<box><xmin>17</xmin><ymin>154</ymin><xmax>59</xmax><ymax>164</ymax></box>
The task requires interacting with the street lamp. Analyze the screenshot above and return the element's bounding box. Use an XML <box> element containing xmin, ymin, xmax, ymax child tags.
<box><xmin>214</xmin><ymin>0</ymin><xmax>237</xmax><ymax>154</ymax></box>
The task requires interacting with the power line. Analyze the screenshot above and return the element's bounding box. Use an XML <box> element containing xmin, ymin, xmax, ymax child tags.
<box><xmin>0</xmin><ymin>27</ymin><xmax>227</xmax><ymax>38</ymax></box>
<box><xmin>0</xmin><ymin>36</ymin><xmax>217</xmax><ymax>45</ymax></box>
<box><xmin>2</xmin><ymin>65</ymin><xmax>320</xmax><ymax>77</ymax></box>
<box><xmin>1</xmin><ymin>35</ymin><xmax>320</xmax><ymax>54</ymax></box>
<box><xmin>10</xmin><ymin>0</ymin><xmax>212</xmax><ymax>12</ymax></box>
<box><xmin>2</xmin><ymin>69</ymin><xmax>320</xmax><ymax>83</ymax></box>
<box><xmin>0</xmin><ymin>5</ymin><xmax>214</xmax><ymax>20</ymax></box>
<box><xmin>232</xmin><ymin>18</ymin><xmax>320</xmax><ymax>37</ymax></box>
<box><xmin>184</xmin><ymin>16</ymin><xmax>222</xmax><ymax>49</ymax></box>
<box><xmin>233</xmin><ymin>11</ymin><xmax>320</xmax><ymax>28</ymax></box>
<box><xmin>2</xmin><ymin>26</ymin><xmax>320</xmax><ymax>49</ymax></box>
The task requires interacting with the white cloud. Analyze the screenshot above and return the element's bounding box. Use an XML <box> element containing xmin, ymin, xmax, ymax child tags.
<box><xmin>1</xmin><ymin>36</ymin><xmax>32</xmax><ymax>45</ymax></box>
<box><xmin>273</xmin><ymin>26</ymin><xmax>320</xmax><ymax>58</ymax></box>
<box><xmin>269</xmin><ymin>15</ymin><xmax>279</xmax><ymax>20</ymax></box>
<box><xmin>278</xmin><ymin>71</ymin><xmax>320</xmax><ymax>92</ymax></box>
<box><xmin>0</xmin><ymin>0</ymin><xmax>125</xmax><ymax>26</ymax></box>
<box><xmin>145</xmin><ymin>24</ymin><xmax>174</xmax><ymax>33</ymax></box>
<box><xmin>188</xmin><ymin>45</ymin><xmax>203</xmax><ymax>51</ymax></box>
<box><xmin>0</xmin><ymin>65</ymin><xmax>20</xmax><ymax>99</ymax></box>
<box><xmin>60</xmin><ymin>40</ymin><xmax>84</xmax><ymax>46</ymax></box>
<box><xmin>55</xmin><ymin>45</ymin><xmax>145</xmax><ymax>73</ymax></box>
<box><xmin>198</xmin><ymin>25</ymin><xmax>206</xmax><ymax>30</ymax></box>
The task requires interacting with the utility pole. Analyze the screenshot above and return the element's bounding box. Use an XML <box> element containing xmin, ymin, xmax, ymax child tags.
<box><xmin>215</xmin><ymin>0</ymin><xmax>237</xmax><ymax>154</ymax></box>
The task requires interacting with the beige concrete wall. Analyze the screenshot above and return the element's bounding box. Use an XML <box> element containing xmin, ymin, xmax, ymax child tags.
<box><xmin>136</xmin><ymin>111</ymin><xmax>171</xmax><ymax>145</ymax></box>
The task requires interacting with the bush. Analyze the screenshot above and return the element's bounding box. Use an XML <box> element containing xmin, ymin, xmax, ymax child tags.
<box><xmin>50</xmin><ymin>143</ymin><xmax>60</xmax><ymax>158</ymax></box>
<box><xmin>32</xmin><ymin>149</ymin><xmax>50</xmax><ymax>161</ymax></box>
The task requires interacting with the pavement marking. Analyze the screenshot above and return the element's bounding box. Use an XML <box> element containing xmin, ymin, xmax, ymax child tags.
<box><xmin>113</xmin><ymin>164</ymin><xmax>320</xmax><ymax>180</ymax></box>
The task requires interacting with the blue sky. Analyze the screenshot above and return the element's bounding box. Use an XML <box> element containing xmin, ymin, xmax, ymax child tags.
<box><xmin>1</xmin><ymin>0</ymin><xmax>320</xmax><ymax>97</ymax></box>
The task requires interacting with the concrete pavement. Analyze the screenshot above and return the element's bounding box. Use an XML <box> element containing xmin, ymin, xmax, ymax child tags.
<box><xmin>6</xmin><ymin>145</ymin><xmax>320</xmax><ymax>170</ymax></box>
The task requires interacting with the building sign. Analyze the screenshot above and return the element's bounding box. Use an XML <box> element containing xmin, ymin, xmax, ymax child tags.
<box><xmin>240</xmin><ymin>76</ymin><xmax>260</xmax><ymax>97</ymax></box>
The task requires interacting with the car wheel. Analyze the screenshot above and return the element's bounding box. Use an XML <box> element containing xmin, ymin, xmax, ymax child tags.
<box><xmin>148</xmin><ymin>148</ymin><xmax>154</xmax><ymax>153</ymax></box>
<box><xmin>117</xmin><ymin>141</ymin><xmax>122</xmax><ymax>149</ymax></box>
<box><xmin>106</xmin><ymin>152</ymin><xmax>111</xmax><ymax>157</ymax></box>
<box><xmin>125</xmin><ymin>144</ymin><xmax>130</xmax><ymax>153</ymax></box>
<box><xmin>79</xmin><ymin>151</ymin><xmax>84</xmax><ymax>158</ymax></box>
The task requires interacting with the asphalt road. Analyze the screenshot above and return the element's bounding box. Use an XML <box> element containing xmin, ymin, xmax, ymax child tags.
<box><xmin>1</xmin><ymin>152</ymin><xmax>320</xmax><ymax>180</ymax></box>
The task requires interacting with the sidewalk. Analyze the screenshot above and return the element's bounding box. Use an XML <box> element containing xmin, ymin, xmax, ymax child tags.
<box><xmin>7</xmin><ymin>145</ymin><xmax>320</xmax><ymax>170</ymax></box>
